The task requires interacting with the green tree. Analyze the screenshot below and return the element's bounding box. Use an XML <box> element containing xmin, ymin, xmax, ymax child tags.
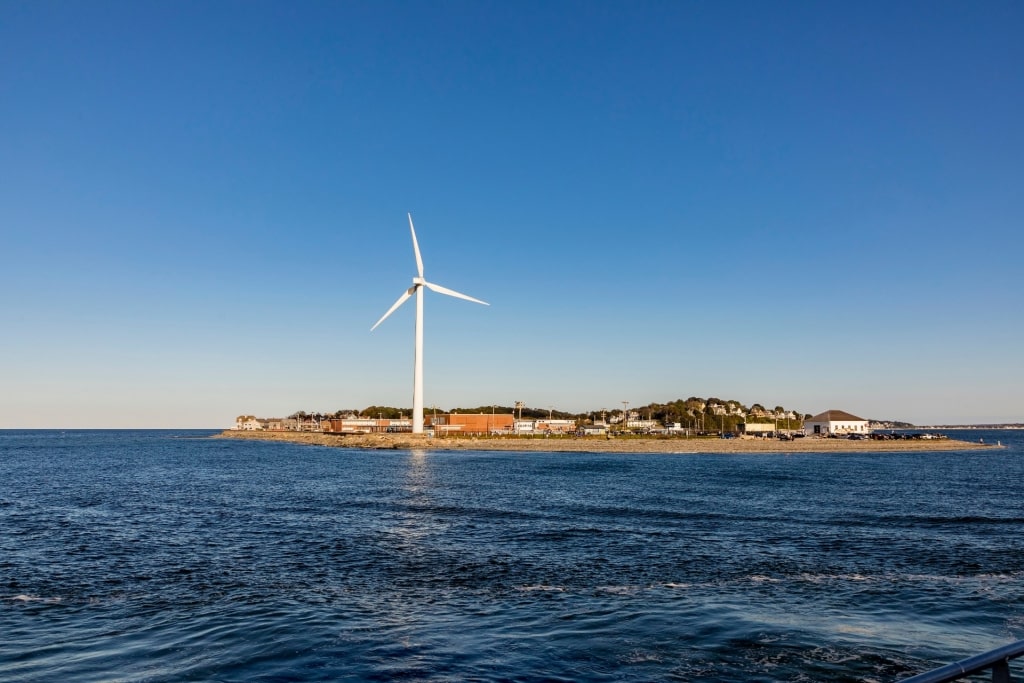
<box><xmin>360</xmin><ymin>406</ymin><xmax>405</xmax><ymax>419</ymax></box>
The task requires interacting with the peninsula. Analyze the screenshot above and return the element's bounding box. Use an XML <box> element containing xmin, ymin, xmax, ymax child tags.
<box><xmin>216</xmin><ymin>430</ymin><xmax>996</xmax><ymax>454</ymax></box>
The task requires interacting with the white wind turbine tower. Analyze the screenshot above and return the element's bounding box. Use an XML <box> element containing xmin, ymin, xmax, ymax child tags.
<box><xmin>371</xmin><ymin>214</ymin><xmax>489</xmax><ymax>434</ymax></box>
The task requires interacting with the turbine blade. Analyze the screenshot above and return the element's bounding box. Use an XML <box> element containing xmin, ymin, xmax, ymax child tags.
<box><xmin>408</xmin><ymin>213</ymin><xmax>424</xmax><ymax>278</ymax></box>
<box><xmin>423</xmin><ymin>280</ymin><xmax>489</xmax><ymax>306</ymax></box>
<box><xmin>371</xmin><ymin>288</ymin><xmax>415</xmax><ymax>331</ymax></box>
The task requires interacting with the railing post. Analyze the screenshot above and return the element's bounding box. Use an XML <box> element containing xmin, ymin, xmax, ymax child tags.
<box><xmin>992</xmin><ymin>659</ymin><xmax>1011</xmax><ymax>683</ymax></box>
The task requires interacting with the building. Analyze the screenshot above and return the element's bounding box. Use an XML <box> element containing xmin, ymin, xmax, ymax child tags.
<box><xmin>431</xmin><ymin>413</ymin><xmax>515</xmax><ymax>435</ymax></box>
<box><xmin>535</xmin><ymin>419</ymin><xmax>576</xmax><ymax>434</ymax></box>
<box><xmin>747</xmin><ymin>405</ymin><xmax>770</xmax><ymax>418</ymax></box>
<box><xmin>804</xmin><ymin>410</ymin><xmax>869</xmax><ymax>436</ymax></box>
<box><xmin>514</xmin><ymin>420</ymin><xmax>536</xmax><ymax>434</ymax></box>
<box><xmin>323</xmin><ymin>418</ymin><xmax>413</xmax><ymax>434</ymax></box>
<box><xmin>625</xmin><ymin>418</ymin><xmax>660</xmax><ymax>432</ymax></box>
<box><xmin>741</xmin><ymin>422</ymin><xmax>775</xmax><ymax>435</ymax></box>
<box><xmin>234</xmin><ymin>415</ymin><xmax>264</xmax><ymax>431</ymax></box>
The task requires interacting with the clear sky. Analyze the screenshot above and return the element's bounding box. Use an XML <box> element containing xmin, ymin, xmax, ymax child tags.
<box><xmin>2</xmin><ymin>1</ymin><xmax>1021</xmax><ymax>427</ymax></box>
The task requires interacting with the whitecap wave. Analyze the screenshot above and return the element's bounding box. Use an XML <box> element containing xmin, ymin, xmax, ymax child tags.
<box><xmin>7</xmin><ymin>594</ymin><xmax>61</xmax><ymax>603</ymax></box>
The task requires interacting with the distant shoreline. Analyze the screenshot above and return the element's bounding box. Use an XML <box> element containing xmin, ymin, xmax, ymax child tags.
<box><xmin>214</xmin><ymin>430</ymin><xmax>999</xmax><ymax>453</ymax></box>
<box><xmin>915</xmin><ymin>425</ymin><xmax>1024</xmax><ymax>430</ymax></box>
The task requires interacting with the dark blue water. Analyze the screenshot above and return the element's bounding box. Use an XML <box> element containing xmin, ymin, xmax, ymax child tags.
<box><xmin>2</xmin><ymin>429</ymin><xmax>1023</xmax><ymax>681</ymax></box>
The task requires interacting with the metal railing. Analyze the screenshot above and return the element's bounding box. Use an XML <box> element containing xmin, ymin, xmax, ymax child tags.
<box><xmin>899</xmin><ymin>639</ymin><xmax>1024</xmax><ymax>683</ymax></box>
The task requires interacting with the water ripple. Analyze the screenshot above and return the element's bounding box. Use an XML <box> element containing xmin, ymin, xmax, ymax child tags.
<box><xmin>2</xmin><ymin>429</ymin><xmax>1023</xmax><ymax>681</ymax></box>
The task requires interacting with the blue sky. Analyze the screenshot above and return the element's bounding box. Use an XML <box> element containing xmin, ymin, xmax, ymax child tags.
<box><xmin>2</xmin><ymin>1</ymin><xmax>1021</xmax><ymax>427</ymax></box>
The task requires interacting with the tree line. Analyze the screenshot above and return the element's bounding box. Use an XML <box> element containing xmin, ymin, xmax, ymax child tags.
<box><xmin>287</xmin><ymin>397</ymin><xmax>809</xmax><ymax>430</ymax></box>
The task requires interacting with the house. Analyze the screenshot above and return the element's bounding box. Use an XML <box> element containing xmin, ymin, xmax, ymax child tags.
<box><xmin>625</xmin><ymin>418</ymin><xmax>660</xmax><ymax>432</ymax></box>
<box><xmin>804</xmin><ymin>410</ymin><xmax>869</xmax><ymax>436</ymax></box>
<box><xmin>747</xmin><ymin>405</ymin><xmax>770</xmax><ymax>418</ymax></box>
<box><xmin>234</xmin><ymin>415</ymin><xmax>264</xmax><ymax>431</ymax></box>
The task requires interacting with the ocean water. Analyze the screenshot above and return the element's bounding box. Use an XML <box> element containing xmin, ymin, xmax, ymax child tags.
<box><xmin>1</xmin><ymin>429</ymin><xmax>1023</xmax><ymax>682</ymax></box>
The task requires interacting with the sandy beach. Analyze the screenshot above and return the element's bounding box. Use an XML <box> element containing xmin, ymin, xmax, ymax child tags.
<box><xmin>215</xmin><ymin>430</ymin><xmax>997</xmax><ymax>453</ymax></box>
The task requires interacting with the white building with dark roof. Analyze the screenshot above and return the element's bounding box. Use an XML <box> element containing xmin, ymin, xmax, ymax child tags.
<box><xmin>805</xmin><ymin>410</ymin><xmax>869</xmax><ymax>436</ymax></box>
<box><xmin>234</xmin><ymin>415</ymin><xmax>264</xmax><ymax>431</ymax></box>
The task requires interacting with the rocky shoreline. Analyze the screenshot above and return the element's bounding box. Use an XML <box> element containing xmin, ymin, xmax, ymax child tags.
<box><xmin>214</xmin><ymin>430</ymin><xmax>998</xmax><ymax>454</ymax></box>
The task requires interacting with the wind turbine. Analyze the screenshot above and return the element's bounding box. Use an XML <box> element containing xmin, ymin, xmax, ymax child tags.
<box><xmin>371</xmin><ymin>213</ymin><xmax>488</xmax><ymax>434</ymax></box>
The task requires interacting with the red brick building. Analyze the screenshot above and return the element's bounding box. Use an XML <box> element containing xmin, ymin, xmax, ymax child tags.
<box><xmin>431</xmin><ymin>413</ymin><xmax>514</xmax><ymax>434</ymax></box>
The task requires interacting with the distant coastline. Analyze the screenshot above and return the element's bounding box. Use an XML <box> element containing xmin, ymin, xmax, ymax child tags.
<box><xmin>215</xmin><ymin>430</ymin><xmax>998</xmax><ymax>453</ymax></box>
<box><xmin>916</xmin><ymin>424</ymin><xmax>1024</xmax><ymax>430</ymax></box>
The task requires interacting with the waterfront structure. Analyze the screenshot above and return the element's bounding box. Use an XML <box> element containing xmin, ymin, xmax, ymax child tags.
<box><xmin>535</xmin><ymin>419</ymin><xmax>577</xmax><ymax>434</ymax></box>
<box><xmin>370</xmin><ymin>214</ymin><xmax>489</xmax><ymax>434</ymax></box>
<box><xmin>431</xmin><ymin>413</ymin><xmax>514</xmax><ymax>435</ymax></box>
<box><xmin>234</xmin><ymin>415</ymin><xmax>264</xmax><ymax>431</ymax></box>
<box><xmin>804</xmin><ymin>409</ymin><xmax>869</xmax><ymax>435</ymax></box>
<box><xmin>323</xmin><ymin>417</ymin><xmax>412</xmax><ymax>434</ymax></box>
<box><xmin>514</xmin><ymin>419</ymin><xmax>535</xmax><ymax>434</ymax></box>
<box><xmin>625</xmin><ymin>418</ymin><xmax>660</xmax><ymax>432</ymax></box>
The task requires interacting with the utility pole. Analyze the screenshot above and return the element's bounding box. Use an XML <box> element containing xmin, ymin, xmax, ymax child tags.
<box><xmin>622</xmin><ymin>401</ymin><xmax>629</xmax><ymax>433</ymax></box>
